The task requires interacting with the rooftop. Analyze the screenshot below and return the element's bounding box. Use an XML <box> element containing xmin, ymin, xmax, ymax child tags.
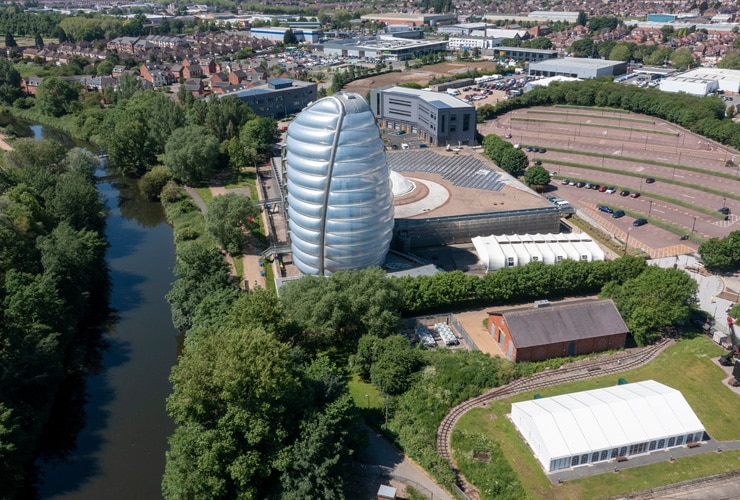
<box><xmin>381</xmin><ymin>85</ymin><xmax>474</xmax><ymax>109</ymax></box>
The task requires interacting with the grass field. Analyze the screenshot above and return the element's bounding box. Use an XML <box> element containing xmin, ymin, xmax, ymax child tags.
<box><xmin>453</xmin><ymin>336</ymin><xmax>740</xmax><ymax>500</ymax></box>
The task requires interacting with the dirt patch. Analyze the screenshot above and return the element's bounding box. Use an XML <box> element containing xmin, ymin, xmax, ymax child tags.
<box><xmin>343</xmin><ymin>61</ymin><xmax>501</xmax><ymax>96</ymax></box>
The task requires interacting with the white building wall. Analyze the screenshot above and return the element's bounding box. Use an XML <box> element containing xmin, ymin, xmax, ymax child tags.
<box><xmin>659</xmin><ymin>78</ymin><xmax>716</xmax><ymax>96</ymax></box>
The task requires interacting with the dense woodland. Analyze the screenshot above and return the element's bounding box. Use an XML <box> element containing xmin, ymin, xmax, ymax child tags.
<box><xmin>0</xmin><ymin>140</ymin><xmax>109</xmax><ymax>498</ymax></box>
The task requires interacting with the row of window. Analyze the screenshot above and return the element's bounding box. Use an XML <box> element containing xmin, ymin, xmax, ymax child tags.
<box><xmin>549</xmin><ymin>432</ymin><xmax>703</xmax><ymax>471</ymax></box>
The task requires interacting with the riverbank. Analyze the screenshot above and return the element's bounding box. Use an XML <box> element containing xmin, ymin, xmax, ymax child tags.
<box><xmin>0</xmin><ymin>132</ymin><xmax>13</xmax><ymax>150</ymax></box>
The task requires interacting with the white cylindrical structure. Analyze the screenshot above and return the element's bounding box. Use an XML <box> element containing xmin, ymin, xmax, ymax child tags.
<box><xmin>286</xmin><ymin>93</ymin><xmax>394</xmax><ymax>275</ymax></box>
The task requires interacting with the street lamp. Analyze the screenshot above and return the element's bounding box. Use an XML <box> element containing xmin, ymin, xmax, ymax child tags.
<box><xmin>364</xmin><ymin>393</ymin><xmax>369</xmax><ymax>409</ymax></box>
<box><xmin>692</xmin><ymin>216</ymin><xmax>697</xmax><ymax>233</ymax></box>
<box><xmin>624</xmin><ymin>228</ymin><xmax>632</xmax><ymax>256</ymax></box>
<box><xmin>648</xmin><ymin>200</ymin><xmax>653</xmax><ymax>217</ymax></box>
<box><xmin>723</xmin><ymin>197</ymin><xmax>727</xmax><ymax>208</ymax></box>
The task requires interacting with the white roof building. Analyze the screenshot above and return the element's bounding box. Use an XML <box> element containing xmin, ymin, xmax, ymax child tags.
<box><xmin>659</xmin><ymin>68</ymin><xmax>740</xmax><ymax>96</ymax></box>
<box><xmin>472</xmin><ymin>233</ymin><xmax>605</xmax><ymax>271</ymax></box>
<box><xmin>511</xmin><ymin>380</ymin><xmax>706</xmax><ymax>472</ymax></box>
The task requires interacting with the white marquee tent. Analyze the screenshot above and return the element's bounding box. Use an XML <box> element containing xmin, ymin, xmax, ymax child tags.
<box><xmin>511</xmin><ymin>380</ymin><xmax>706</xmax><ymax>472</ymax></box>
<box><xmin>472</xmin><ymin>233</ymin><xmax>605</xmax><ymax>271</ymax></box>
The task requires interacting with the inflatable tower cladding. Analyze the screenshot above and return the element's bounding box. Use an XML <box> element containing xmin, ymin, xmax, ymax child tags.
<box><xmin>285</xmin><ymin>92</ymin><xmax>394</xmax><ymax>276</ymax></box>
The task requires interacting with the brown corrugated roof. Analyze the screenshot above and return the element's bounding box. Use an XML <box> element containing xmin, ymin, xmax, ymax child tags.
<box><xmin>498</xmin><ymin>299</ymin><xmax>628</xmax><ymax>349</ymax></box>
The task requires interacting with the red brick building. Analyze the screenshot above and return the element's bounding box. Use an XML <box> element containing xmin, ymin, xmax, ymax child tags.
<box><xmin>488</xmin><ymin>299</ymin><xmax>628</xmax><ymax>362</ymax></box>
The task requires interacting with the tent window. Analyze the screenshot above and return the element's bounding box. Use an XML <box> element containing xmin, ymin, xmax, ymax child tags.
<box><xmin>571</xmin><ymin>455</ymin><xmax>579</xmax><ymax>466</ymax></box>
<box><xmin>686</xmin><ymin>434</ymin><xmax>695</xmax><ymax>443</ymax></box>
<box><xmin>507</xmin><ymin>257</ymin><xmax>514</xmax><ymax>266</ymax></box>
<box><xmin>592</xmin><ymin>452</ymin><xmax>599</xmax><ymax>462</ymax></box>
<box><xmin>600</xmin><ymin>450</ymin><xmax>608</xmax><ymax>461</ymax></box>
<box><xmin>610</xmin><ymin>448</ymin><xmax>619</xmax><ymax>458</ymax></box>
<box><xmin>649</xmin><ymin>441</ymin><xmax>657</xmax><ymax>451</ymax></box>
<box><xmin>668</xmin><ymin>437</ymin><xmax>675</xmax><ymax>447</ymax></box>
<box><xmin>619</xmin><ymin>447</ymin><xmax>627</xmax><ymax>456</ymax></box>
<box><xmin>657</xmin><ymin>439</ymin><xmax>665</xmax><ymax>449</ymax></box>
<box><xmin>676</xmin><ymin>435</ymin><xmax>684</xmax><ymax>445</ymax></box>
<box><xmin>581</xmin><ymin>454</ymin><xmax>588</xmax><ymax>465</ymax></box>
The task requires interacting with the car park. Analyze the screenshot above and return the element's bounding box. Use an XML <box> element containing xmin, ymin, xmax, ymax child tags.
<box><xmin>612</xmin><ymin>210</ymin><xmax>625</xmax><ymax>218</ymax></box>
<box><xmin>598</xmin><ymin>185</ymin><xmax>608</xmax><ymax>192</ymax></box>
<box><xmin>630</xmin><ymin>192</ymin><xmax>641</xmax><ymax>198</ymax></box>
<box><xmin>598</xmin><ymin>205</ymin><xmax>614</xmax><ymax>214</ymax></box>
<box><xmin>645</xmin><ymin>177</ymin><xmax>655</xmax><ymax>184</ymax></box>
<box><xmin>605</xmin><ymin>186</ymin><xmax>617</xmax><ymax>194</ymax></box>
<box><xmin>620</xmin><ymin>190</ymin><xmax>630</xmax><ymax>196</ymax></box>
<box><xmin>633</xmin><ymin>218</ymin><xmax>648</xmax><ymax>227</ymax></box>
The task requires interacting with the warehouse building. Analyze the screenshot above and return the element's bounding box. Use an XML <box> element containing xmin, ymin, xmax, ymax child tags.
<box><xmin>488</xmin><ymin>299</ymin><xmax>627</xmax><ymax>362</ymax></box>
<box><xmin>359</xmin><ymin>12</ymin><xmax>457</xmax><ymax>27</ymax></box>
<box><xmin>528</xmin><ymin>58</ymin><xmax>628</xmax><ymax>79</ymax></box>
<box><xmin>250</xmin><ymin>26</ymin><xmax>321</xmax><ymax>43</ymax></box>
<box><xmin>511</xmin><ymin>380</ymin><xmax>706</xmax><ymax>472</ymax></box>
<box><xmin>370</xmin><ymin>86</ymin><xmax>477</xmax><ymax>146</ymax></box>
<box><xmin>323</xmin><ymin>38</ymin><xmax>448</xmax><ymax>62</ymax></box>
<box><xmin>472</xmin><ymin>233</ymin><xmax>604</xmax><ymax>271</ymax></box>
<box><xmin>659</xmin><ymin>67</ymin><xmax>740</xmax><ymax>96</ymax></box>
<box><xmin>495</xmin><ymin>47</ymin><xmax>558</xmax><ymax>63</ymax></box>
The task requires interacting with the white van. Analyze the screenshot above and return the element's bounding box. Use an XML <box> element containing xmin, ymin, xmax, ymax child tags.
<box><xmin>401</xmin><ymin>143</ymin><xmax>410</xmax><ymax>149</ymax></box>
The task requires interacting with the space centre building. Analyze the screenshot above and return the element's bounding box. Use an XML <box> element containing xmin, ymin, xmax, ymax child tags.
<box><xmin>285</xmin><ymin>93</ymin><xmax>395</xmax><ymax>275</ymax></box>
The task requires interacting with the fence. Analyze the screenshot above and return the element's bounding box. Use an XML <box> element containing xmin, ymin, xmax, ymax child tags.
<box><xmin>450</xmin><ymin>314</ymin><xmax>479</xmax><ymax>351</ymax></box>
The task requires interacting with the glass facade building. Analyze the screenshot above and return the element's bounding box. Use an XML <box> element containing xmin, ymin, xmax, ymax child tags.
<box><xmin>286</xmin><ymin>93</ymin><xmax>394</xmax><ymax>275</ymax></box>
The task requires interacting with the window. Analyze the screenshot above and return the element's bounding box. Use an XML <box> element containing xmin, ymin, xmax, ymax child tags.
<box><xmin>441</xmin><ymin>115</ymin><xmax>445</xmax><ymax>133</ymax></box>
<box><xmin>463</xmin><ymin>113</ymin><xmax>470</xmax><ymax>131</ymax></box>
<box><xmin>592</xmin><ymin>452</ymin><xmax>599</xmax><ymax>463</ymax></box>
<box><xmin>600</xmin><ymin>450</ymin><xmax>608</xmax><ymax>461</ymax></box>
<box><xmin>531</xmin><ymin>256</ymin><xmax>539</xmax><ymax>262</ymax></box>
<box><xmin>619</xmin><ymin>447</ymin><xmax>627</xmax><ymax>457</ymax></box>
<box><xmin>657</xmin><ymin>439</ymin><xmax>665</xmax><ymax>449</ymax></box>
<box><xmin>571</xmin><ymin>455</ymin><xmax>579</xmax><ymax>466</ymax></box>
<box><xmin>668</xmin><ymin>437</ymin><xmax>675</xmax><ymax>447</ymax></box>
<box><xmin>581</xmin><ymin>255</ymin><xmax>588</xmax><ymax>261</ymax></box>
<box><xmin>649</xmin><ymin>441</ymin><xmax>657</xmax><ymax>451</ymax></box>
<box><xmin>581</xmin><ymin>454</ymin><xmax>588</xmax><ymax>464</ymax></box>
<box><xmin>676</xmin><ymin>435</ymin><xmax>684</xmax><ymax>445</ymax></box>
<box><xmin>611</xmin><ymin>448</ymin><xmax>619</xmax><ymax>458</ymax></box>
<box><xmin>507</xmin><ymin>257</ymin><xmax>514</xmax><ymax>267</ymax></box>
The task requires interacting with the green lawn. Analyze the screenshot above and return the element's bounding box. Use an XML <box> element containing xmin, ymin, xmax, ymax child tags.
<box><xmin>453</xmin><ymin>337</ymin><xmax>739</xmax><ymax>500</ymax></box>
<box><xmin>194</xmin><ymin>187</ymin><xmax>213</xmax><ymax>206</ymax></box>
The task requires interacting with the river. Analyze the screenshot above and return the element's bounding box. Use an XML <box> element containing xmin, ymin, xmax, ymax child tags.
<box><xmin>5</xmin><ymin>119</ymin><xmax>180</xmax><ymax>499</ymax></box>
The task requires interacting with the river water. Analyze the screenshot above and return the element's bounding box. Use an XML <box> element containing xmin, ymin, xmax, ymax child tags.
<box><xmin>8</xmin><ymin>120</ymin><xmax>179</xmax><ymax>499</ymax></box>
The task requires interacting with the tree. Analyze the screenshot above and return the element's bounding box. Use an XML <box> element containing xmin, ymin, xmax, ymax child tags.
<box><xmin>698</xmin><ymin>231</ymin><xmax>740</xmax><ymax>270</ymax></box>
<box><xmin>283</xmin><ymin>28</ymin><xmax>298</xmax><ymax>45</ymax></box>
<box><xmin>609</xmin><ymin>44</ymin><xmax>631</xmax><ymax>61</ymax></box>
<box><xmin>523</xmin><ymin>165</ymin><xmax>551</xmax><ymax>191</ymax></box>
<box><xmin>670</xmin><ymin>47</ymin><xmax>695</xmax><ymax>69</ymax></box>
<box><xmin>369</xmin><ymin>335</ymin><xmax>424</xmax><ymax>396</ymax></box>
<box><xmin>228</xmin><ymin>117</ymin><xmax>279</xmax><ymax>168</ymax></box>
<box><xmin>576</xmin><ymin>10</ymin><xmax>588</xmax><ymax>26</ymax></box>
<box><xmin>601</xmin><ymin>266</ymin><xmax>697</xmax><ymax>345</ymax></box>
<box><xmin>164</xmin><ymin>125</ymin><xmax>221</xmax><ymax>184</ymax></box>
<box><xmin>0</xmin><ymin>57</ymin><xmax>21</xmax><ymax>105</ymax></box>
<box><xmin>105</xmin><ymin>118</ymin><xmax>157</xmax><ymax>176</ymax></box>
<box><xmin>4</xmin><ymin>32</ymin><xmax>16</xmax><ymax>48</ymax></box>
<box><xmin>117</xmin><ymin>72</ymin><xmax>141</xmax><ymax>101</ymax></box>
<box><xmin>34</xmin><ymin>32</ymin><xmax>43</xmax><ymax>47</ymax></box>
<box><xmin>718</xmin><ymin>53</ymin><xmax>740</xmax><ymax>70</ymax></box>
<box><xmin>138</xmin><ymin>165</ymin><xmax>172</xmax><ymax>201</ymax></box>
<box><xmin>35</xmin><ymin>77</ymin><xmax>81</xmax><ymax>117</ymax></box>
<box><xmin>204</xmin><ymin>193</ymin><xmax>260</xmax><ymax>255</ymax></box>
<box><xmin>498</xmin><ymin>148</ymin><xmax>529</xmax><ymax>176</ymax></box>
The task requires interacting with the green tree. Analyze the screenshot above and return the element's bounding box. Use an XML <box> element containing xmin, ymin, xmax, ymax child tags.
<box><xmin>718</xmin><ymin>54</ymin><xmax>740</xmax><ymax>70</ymax></box>
<box><xmin>0</xmin><ymin>57</ymin><xmax>21</xmax><ymax>105</ymax></box>
<box><xmin>576</xmin><ymin>10</ymin><xmax>588</xmax><ymax>26</ymax></box>
<box><xmin>117</xmin><ymin>72</ymin><xmax>141</xmax><ymax>101</ymax></box>
<box><xmin>698</xmin><ymin>231</ymin><xmax>740</xmax><ymax>270</ymax></box>
<box><xmin>369</xmin><ymin>335</ymin><xmax>424</xmax><ymax>396</ymax></box>
<box><xmin>670</xmin><ymin>47</ymin><xmax>695</xmax><ymax>69</ymax></box>
<box><xmin>204</xmin><ymin>193</ymin><xmax>260</xmax><ymax>255</ymax></box>
<box><xmin>164</xmin><ymin>125</ymin><xmax>221</xmax><ymax>184</ymax></box>
<box><xmin>138</xmin><ymin>165</ymin><xmax>172</xmax><ymax>201</ymax></box>
<box><xmin>35</xmin><ymin>77</ymin><xmax>81</xmax><ymax>117</ymax></box>
<box><xmin>4</xmin><ymin>32</ymin><xmax>16</xmax><ymax>48</ymax></box>
<box><xmin>609</xmin><ymin>44</ymin><xmax>631</xmax><ymax>61</ymax></box>
<box><xmin>105</xmin><ymin>118</ymin><xmax>157</xmax><ymax>176</ymax></box>
<box><xmin>283</xmin><ymin>28</ymin><xmax>298</xmax><ymax>45</ymax></box>
<box><xmin>228</xmin><ymin>117</ymin><xmax>279</xmax><ymax>167</ymax></box>
<box><xmin>601</xmin><ymin>266</ymin><xmax>697</xmax><ymax>345</ymax></box>
<box><xmin>498</xmin><ymin>147</ymin><xmax>529</xmax><ymax>176</ymax></box>
<box><xmin>523</xmin><ymin>165</ymin><xmax>551</xmax><ymax>190</ymax></box>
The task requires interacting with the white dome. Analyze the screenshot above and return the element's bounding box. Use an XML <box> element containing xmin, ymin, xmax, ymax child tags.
<box><xmin>390</xmin><ymin>170</ymin><xmax>415</xmax><ymax>197</ymax></box>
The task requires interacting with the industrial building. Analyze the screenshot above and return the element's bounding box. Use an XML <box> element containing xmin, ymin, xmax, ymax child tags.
<box><xmin>488</xmin><ymin>299</ymin><xmax>627</xmax><ymax>362</ymax></box>
<box><xmin>472</xmin><ymin>233</ymin><xmax>604</xmax><ymax>271</ymax></box>
<box><xmin>359</xmin><ymin>12</ymin><xmax>457</xmax><ymax>27</ymax></box>
<box><xmin>528</xmin><ymin>58</ymin><xmax>628</xmax><ymax>79</ymax></box>
<box><xmin>438</xmin><ymin>23</ymin><xmax>495</xmax><ymax>36</ymax></box>
<box><xmin>322</xmin><ymin>38</ymin><xmax>448</xmax><ymax>62</ymax></box>
<box><xmin>285</xmin><ymin>93</ymin><xmax>394</xmax><ymax>275</ymax></box>
<box><xmin>495</xmin><ymin>47</ymin><xmax>558</xmax><ymax>63</ymax></box>
<box><xmin>511</xmin><ymin>380</ymin><xmax>706</xmax><ymax>472</ymax></box>
<box><xmin>485</xmin><ymin>11</ymin><xmax>580</xmax><ymax>23</ymax></box>
<box><xmin>219</xmin><ymin>78</ymin><xmax>317</xmax><ymax>119</ymax></box>
<box><xmin>249</xmin><ymin>26</ymin><xmax>322</xmax><ymax>43</ymax></box>
<box><xmin>369</xmin><ymin>86</ymin><xmax>476</xmax><ymax>147</ymax></box>
<box><xmin>447</xmin><ymin>36</ymin><xmax>498</xmax><ymax>50</ymax></box>
<box><xmin>659</xmin><ymin>68</ymin><xmax>740</xmax><ymax>96</ymax></box>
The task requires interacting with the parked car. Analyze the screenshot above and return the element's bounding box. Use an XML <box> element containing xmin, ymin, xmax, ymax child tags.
<box><xmin>550</xmin><ymin>171</ymin><xmax>558</xmax><ymax>176</ymax></box>
<box><xmin>539</xmin><ymin>147</ymin><xmax>547</xmax><ymax>153</ymax></box>
<box><xmin>630</xmin><ymin>192</ymin><xmax>641</xmax><ymax>198</ymax></box>
<box><xmin>395</xmin><ymin>130</ymin><xmax>406</xmax><ymax>135</ymax></box>
<box><xmin>525</xmin><ymin>146</ymin><xmax>533</xmax><ymax>152</ymax></box>
<box><xmin>680</xmin><ymin>234</ymin><xmax>690</xmax><ymax>240</ymax></box>
<box><xmin>612</xmin><ymin>210</ymin><xmax>625</xmax><ymax>218</ymax></box>
<box><xmin>598</xmin><ymin>205</ymin><xmax>614</xmax><ymax>214</ymax></box>
<box><xmin>645</xmin><ymin>177</ymin><xmax>655</xmax><ymax>184</ymax></box>
<box><xmin>534</xmin><ymin>159</ymin><xmax>542</xmax><ymax>165</ymax></box>
<box><xmin>591</xmin><ymin>184</ymin><xmax>600</xmax><ymax>190</ymax></box>
<box><xmin>584</xmin><ymin>183</ymin><xmax>593</xmax><ymax>189</ymax></box>
<box><xmin>620</xmin><ymin>190</ymin><xmax>630</xmax><ymax>196</ymax></box>
<box><xmin>569</xmin><ymin>180</ymin><xmax>576</xmax><ymax>186</ymax></box>
<box><xmin>561</xmin><ymin>178</ymin><xmax>569</xmax><ymax>185</ymax></box>
<box><xmin>418</xmin><ymin>143</ymin><xmax>427</xmax><ymax>148</ymax></box>
<box><xmin>504</xmin><ymin>133</ymin><xmax>512</xmax><ymax>139</ymax></box>
<box><xmin>605</xmin><ymin>186</ymin><xmax>617</xmax><ymax>194</ymax></box>
<box><xmin>575</xmin><ymin>182</ymin><xmax>586</xmax><ymax>188</ymax></box>
<box><xmin>598</xmin><ymin>185</ymin><xmax>608</xmax><ymax>192</ymax></box>
<box><xmin>633</xmin><ymin>218</ymin><xmax>648</xmax><ymax>227</ymax></box>
<box><xmin>718</xmin><ymin>207</ymin><xmax>731</xmax><ymax>215</ymax></box>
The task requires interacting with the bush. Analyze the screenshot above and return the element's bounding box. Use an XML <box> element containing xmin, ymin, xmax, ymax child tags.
<box><xmin>160</xmin><ymin>181</ymin><xmax>186</xmax><ymax>204</ymax></box>
<box><xmin>138</xmin><ymin>166</ymin><xmax>172</xmax><ymax>201</ymax></box>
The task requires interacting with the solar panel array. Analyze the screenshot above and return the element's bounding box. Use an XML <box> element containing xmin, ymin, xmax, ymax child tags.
<box><xmin>435</xmin><ymin>322</ymin><xmax>459</xmax><ymax>346</ymax></box>
<box><xmin>387</xmin><ymin>150</ymin><xmax>504</xmax><ymax>192</ymax></box>
<box><xmin>415</xmin><ymin>325</ymin><xmax>437</xmax><ymax>348</ymax></box>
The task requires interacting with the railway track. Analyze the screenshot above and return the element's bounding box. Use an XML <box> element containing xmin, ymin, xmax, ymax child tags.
<box><xmin>436</xmin><ymin>339</ymin><xmax>673</xmax><ymax>499</ymax></box>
